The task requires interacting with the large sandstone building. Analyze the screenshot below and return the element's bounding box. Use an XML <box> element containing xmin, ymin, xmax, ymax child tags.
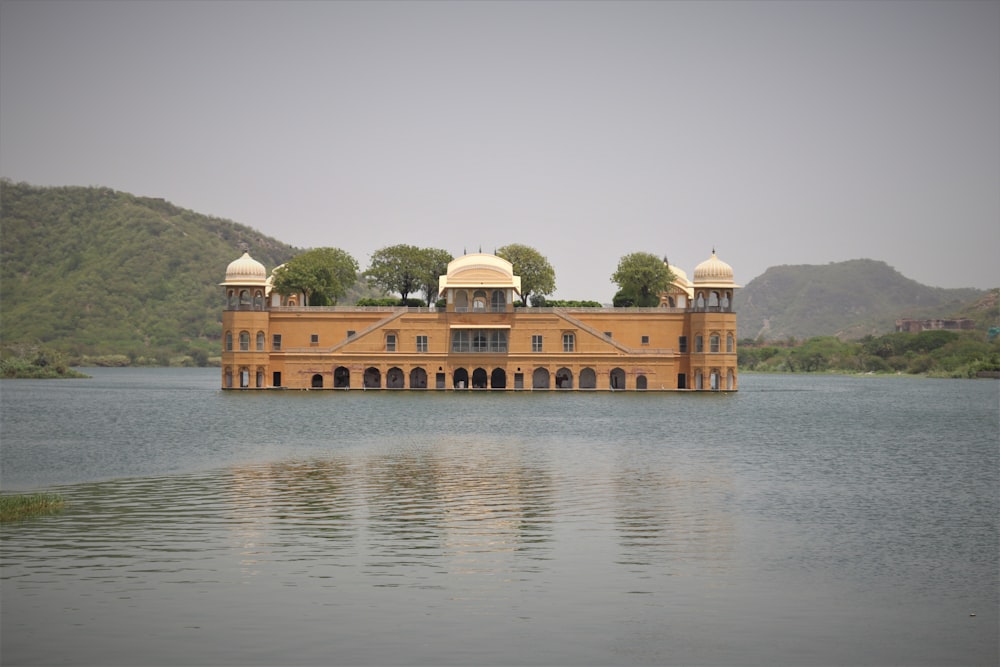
<box><xmin>221</xmin><ymin>251</ymin><xmax>738</xmax><ymax>391</ymax></box>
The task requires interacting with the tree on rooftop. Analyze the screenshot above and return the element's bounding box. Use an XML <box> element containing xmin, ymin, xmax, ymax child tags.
<box><xmin>366</xmin><ymin>245</ymin><xmax>425</xmax><ymax>304</ymax></box>
<box><xmin>496</xmin><ymin>244</ymin><xmax>555</xmax><ymax>307</ymax></box>
<box><xmin>271</xmin><ymin>247</ymin><xmax>358</xmax><ymax>306</ymax></box>
<box><xmin>416</xmin><ymin>248</ymin><xmax>453</xmax><ymax>306</ymax></box>
<box><xmin>611</xmin><ymin>252</ymin><xmax>675</xmax><ymax>307</ymax></box>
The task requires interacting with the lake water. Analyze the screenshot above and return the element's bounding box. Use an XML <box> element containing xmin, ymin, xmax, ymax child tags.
<box><xmin>1</xmin><ymin>369</ymin><xmax>997</xmax><ymax>666</ymax></box>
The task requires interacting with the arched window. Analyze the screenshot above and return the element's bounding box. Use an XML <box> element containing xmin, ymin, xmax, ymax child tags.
<box><xmin>532</xmin><ymin>367</ymin><xmax>550</xmax><ymax>389</ymax></box>
<box><xmin>256</xmin><ymin>368</ymin><xmax>264</xmax><ymax>387</ymax></box>
<box><xmin>556</xmin><ymin>368</ymin><xmax>573</xmax><ymax>389</ymax></box>
<box><xmin>708</xmin><ymin>291</ymin><xmax>720</xmax><ymax>307</ymax></box>
<box><xmin>334</xmin><ymin>366</ymin><xmax>351</xmax><ymax>388</ymax></box>
<box><xmin>473</xmin><ymin>290</ymin><xmax>487</xmax><ymax>311</ymax></box>
<box><xmin>256</xmin><ymin>331</ymin><xmax>265</xmax><ymax>351</ymax></box>
<box><xmin>254</xmin><ymin>290</ymin><xmax>263</xmax><ymax>310</ymax></box>
<box><xmin>710</xmin><ymin>334</ymin><xmax>720</xmax><ymax>353</ymax></box>
<box><xmin>695</xmin><ymin>335</ymin><xmax>704</xmax><ymax>353</ymax></box>
<box><xmin>239</xmin><ymin>290</ymin><xmax>251</xmax><ymax>307</ymax></box>
<box><xmin>311</xmin><ymin>374</ymin><xmax>323</xmax><ymax>388</ymax></box>
<box><xmin>491</xmin><ymin>290</ymin><xmax>506</xmax><ymax>312</ymax></box>
<box><xmin>386</xmin><ymin>367</ymin><xmax>404</xmax><ymax>389</ymax></box>
<box><xmin>610</xmin><ymin>368</ymin><xmax>626</xmax><ymax>390</ymax></box>
<box><xmin>636</xmin><ymin>375</ymin><xmax>647</xmax><ymax>390</ymax></box>
<box><xmin>227</xmin><ymin>290</ymin><xmax>237</xmax><ymax>308</ymax></box>
<box><xmin>580</xmin><ymin>368</ymin><xmax>597</xmax><ymax>389</ymax></box>
<box><xmin>224</xmin><ymin>367</ymin><xmax>233</xmax><ymax>388</ymax></box>
<box><xmin>364</xmin><ymin>367</ymin><xmax>381</xmax><ymax>388</ymax></box>
<box><xmin>409</xmin><ymin>367</ymin><xmax>428</xmax><ymax>389</ymax></box>
<box><xmin>455</xmin><ymin>291</ymin><xmax>469</xmax><ymax>312</ymax></box>
<box><xmin>239</xmin><ymin>331</ymin><xmax>250</xmax><ymax>351</ymax></box>
<box><xmin>727</xmin><ymin>333</ymin><xmax>734</xmax><ymax>353</ymax></box>
<box><xmin>473</xmin><ymin>331</ymin><xmax>488</xmax><ymax>352</ymax></box>
<box><xmin>225</xmin><ymin>331</ymin><xmax>233</xmax><ymax>351</ymax></box>
<box><xmin>562</xmin><ymin>332</ymin><xmax>575</xmax><ymax>352</ymax></box>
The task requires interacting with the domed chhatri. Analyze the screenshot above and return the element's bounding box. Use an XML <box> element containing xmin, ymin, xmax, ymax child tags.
<box><xmin>221</xmin><ymin>251</ymin><xmax>268</xmax><ymax>286</ymax></box>
<box><xmin>693</xmin><ymin>250</ymin><xmax>737</xmax><ymax>286</ymax></box>
<box><xmin>220</xmin><ymin>250</ymin><xmax>739</xmax><ymax>392</ymax></box>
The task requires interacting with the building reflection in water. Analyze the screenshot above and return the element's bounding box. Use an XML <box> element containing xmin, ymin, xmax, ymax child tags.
<box><xmin>222</xmin><ymin>443</ymin><xmax>555</xmax><ymax>582</ymax></box>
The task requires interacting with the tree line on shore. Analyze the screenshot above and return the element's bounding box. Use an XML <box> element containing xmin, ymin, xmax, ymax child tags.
<box><xmin>739</xmin><ymin>329</ymin><xmax>1000</xmax><ymax>378</ymax></box>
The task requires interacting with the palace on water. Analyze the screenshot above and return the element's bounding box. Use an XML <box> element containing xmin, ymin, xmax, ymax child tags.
<box><xmin>221</xmin><ymin>251</ymin><xmax>739</xmax><ymax>391</ymax></box>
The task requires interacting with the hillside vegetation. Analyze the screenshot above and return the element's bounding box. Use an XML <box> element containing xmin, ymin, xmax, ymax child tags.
<box><xmin>734</xmin><ymin>260</ymin><xmax>986</xmax><ymax>340</ymax></box>
<box><xmin>1</xmin><ymin>180</ymin><xmax>301</xmax><ymax>364</ymax></box>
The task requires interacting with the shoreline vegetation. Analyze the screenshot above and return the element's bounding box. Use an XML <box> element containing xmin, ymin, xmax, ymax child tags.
<box><xmin>2</xmin><ymin>329</ymin><xmax>997</xmax><ymax>380</ymax></box>
<box><xmin>0</xmin><ymin>493</ymin><xmax>66</xmax><ymax>522</ymax></box>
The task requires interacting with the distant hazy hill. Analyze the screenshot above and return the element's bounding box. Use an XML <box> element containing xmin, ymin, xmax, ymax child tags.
<box><xmin>734</xmin><ymin>259</ymin><xmax>987</xmax><ymax>340</ymax></box>
<box><xmin>0</xmin><ymin>180</ymin><xmax>303</xmax><ymax>361</ymax></box>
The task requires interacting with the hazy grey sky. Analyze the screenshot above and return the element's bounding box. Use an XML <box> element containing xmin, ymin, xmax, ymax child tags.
<box><xmin>2</xmin><ymin>0</ymin><xmax>997</xmax><ymax>300</ymax></box>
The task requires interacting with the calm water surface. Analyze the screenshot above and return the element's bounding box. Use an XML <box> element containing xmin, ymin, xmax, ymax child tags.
<box><xmin>1</xmin><ymin>369</ymin><xmax>997</xmax><ymax>666</ymax></box>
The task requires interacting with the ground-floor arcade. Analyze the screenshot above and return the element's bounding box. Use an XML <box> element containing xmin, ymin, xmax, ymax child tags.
<box><xmin>224</xmin><ymin>358</ymin><xmax>738</xmax><ymax>391</ymax></box>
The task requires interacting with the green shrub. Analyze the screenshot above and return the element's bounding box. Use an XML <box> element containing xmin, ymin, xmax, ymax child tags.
<box><xmin>0</xmin><ymin>493</ymin><xmax>65</xmax><ymax>522</ymax></box>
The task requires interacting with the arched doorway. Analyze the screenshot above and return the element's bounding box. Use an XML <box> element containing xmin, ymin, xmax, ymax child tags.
<box><xmin>334</xmin><ymin>366</ymin><xmax>350</xmax><ymax>388</ymax></box>
<box><xmin>472</xmin><ymin>368</ymin><xmax>488</xmax><ymax>389</ymax></box>
<box><xmin>610</xmin><ymin>368</ymin><xmax>626</xmax><ymax>390</ymax></box>
<box><xmin>532</xmin><ymin>368</ymin><xmax>550</xmax><ymax>389</ymax></box>
<box><xmin>453</xmin><ymin>368</ymin><xmax>469</xmax><ymax>389</ymax></box>
<box><xmin>410</xmin><ymin>367</ymin><xmax>428</xmax><ymax>389</ymax></box>
<box><xmin>490</xmin><ymin>368</ymin><xmax>507</xmax><ymax>389</ymax></box>
<box><xmin>386</xmin><ymin>367</ymin><xmax>404</xmax><ymax>389</ymax></box>
<box><xmin>636</xmin><ymin>375</ymin><xmax>647</xmax><ymax>390</ymax></box>
<box><xmin>555</xmin><ymin>367</ymin><xmax>573</xmax><ymax>389</ymax></box>
<box><xmin>364</xmin><ymin>367</ymin><xmax>381</xmax><ymax>389</ymax></box>
<box><xmin>579</xmin><ymin>368</ymin><xmax>596</xmax><ymax>389</ymax></box>
<box><xmin>311</xmin><ymin>373</ymin><xmax>324</xmax><ymax>388</ymax></box>
<box><xmin>727</xmin><ymin>369</ymin><xmax>735</xmax><ymax>391</ymax></box>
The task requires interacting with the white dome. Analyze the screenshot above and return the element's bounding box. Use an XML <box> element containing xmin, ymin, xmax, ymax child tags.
<box><xmin>438</xmin><ymin>253</ymin><xmax>521</xmax><ymax>295</ymax></box>
<box><xmin>668</xmin><ymin>264</ymin><xmax>690</xmax><ymax>285</ymax></box>
<box><xmin>221</xmin><ymin>251</ymin><xmax>268</xmax><ymax>286</ymax></box>
<box><xmin>693</xmin><ymin>250</ymin><xmax>736</xmax><ymax>285</ymax></box>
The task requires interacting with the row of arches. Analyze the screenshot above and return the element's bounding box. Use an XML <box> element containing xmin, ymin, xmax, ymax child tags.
<box><xmin>692</xmin><ymin>290</ymin><xmax>734</xmax><ymax>311</ymax></box>
<box><xmin>225</xmin><ymin>365</ymin><xmax>736</xmax><ymax>391</ymax></box>
<box><xmin>225</xmin><ymin>330</ymin><xmax>266</xmax><ymax>352</ymax></box>
<box><xmin>307</xmin><ymin>366</ymin><xmax>646</xmax><ymax>390</ymax></box>
<box><xmin>689</xmin><ymin>368</ymin><xmax>737</xmax><ymax>391</ymax></box>
<box><xmin>453</xmin><ymin>289</ymin><xmax>508</xmax><ymax>312</ymax></box>
<box><xmin>225</xmin><ymin>288</ymin><xmax>265</xmax><ymax>311</ymax></box>
<box><xmin>694</xmin><ymin>332</ymin><xmax>736</xmax><ymax>354</ymax></box>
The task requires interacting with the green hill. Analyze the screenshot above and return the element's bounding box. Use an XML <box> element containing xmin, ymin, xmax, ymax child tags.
<box><xmin>734</xmin><ymin>259</ymin><xmax>988</xmax><ymax>341</ymax></box>
<box><xmin>0</xmin><ymin>180</ymin><xmax>302</xmax><ymax>364</ymax></box>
